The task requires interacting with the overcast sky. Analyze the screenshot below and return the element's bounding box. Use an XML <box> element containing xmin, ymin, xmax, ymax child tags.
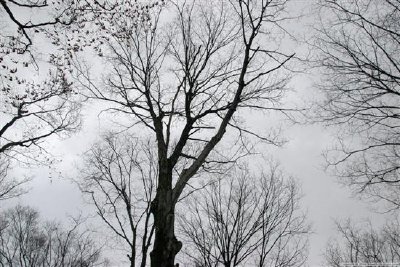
<box><xmin>4</xmin><ymin>72</ymin><xmax>390</xmax><ymax>267</ymax></box>
<box><xmin>1</xmin><ymin>0</ymin><xmax>392</xmax><ymax>266</ymax></box>
<box><xmin>4</xmin><ymin>80</ymin><xmax>388</xmax><ymax>267</ymax></box>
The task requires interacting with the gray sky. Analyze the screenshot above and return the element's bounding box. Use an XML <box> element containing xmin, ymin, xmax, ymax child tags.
<box><xmin>1</xmin><ymin>0</ymin><xmax>391</xmax><ymax>266</ymax></box>
<box><xmin>4</xmin><ymin>74</ymin><xmax>388</xmax><ymax>267</ymax></box>
<box><xmin>5</xmin><ymin>102</ymin><xmax>387</xmax><ymax>267</ymax></box>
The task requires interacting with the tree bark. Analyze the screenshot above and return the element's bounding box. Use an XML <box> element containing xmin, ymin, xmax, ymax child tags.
<box><xmin>150</xmin><ymin>185</ymin><xmax>182</xmax><ymax>267</ymax></box>
<box><xmin>129</xmin><ymin>257</ymin><xmax>135</xmax><ymax>267</ymax></box>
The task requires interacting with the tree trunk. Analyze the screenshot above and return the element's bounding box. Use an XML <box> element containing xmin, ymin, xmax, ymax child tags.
<box><xmin>129</xmin><ymin>233</ymin><xmax>136</xmax><ymax>267</ymax></box>
<box><xmin>150</xmin><ymin>187</ymin><xmax>182</xmax><ymax>267</ymax></box>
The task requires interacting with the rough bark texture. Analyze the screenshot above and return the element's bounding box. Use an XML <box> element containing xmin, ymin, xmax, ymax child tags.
<box><xmin>150</xmin><ymin>200</ymin><xmax>182</xmax><ymax>266</ymax></box>
<box><xmin>150</xmin><ymin>175</ymin><xmax>182</xmax><ymax>267</ymax></box>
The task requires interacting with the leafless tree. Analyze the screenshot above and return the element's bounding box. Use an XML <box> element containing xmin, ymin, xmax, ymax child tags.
<box><xmin>79</xmin><ymin>134</ymin><xmax>157</xmax><ymax>267</ymax></box>
<box><xmin>179</xmin><ymin>164</ymin><xmax>310</xmax><ymax>267</ymax></box>
<box><xmin>0</xmin><ymin>0</ymin><xmax>76</xmax><ymax>54</ymax></box>
<box><xmin>314</xmin><ymin>0</ymin><xmax>400</xmax><ymax>209</ymax></box>
<box><xmin>0</xmin><ymin>205</ymin><xmax>104</xmax><ymax>267</ymax></box>
<box><xmin>0</xmin><ymin>66</ymin><xmax>81</xmax><ymax>200</ymax></box>
<box><xmin>325</xmin><ymin>218</ymin><xmax>400</xmax><ymax>267</ymax></box>
<box><xmin>0</xmin><ymin>0</ymin><xmax>84</xmax><ymax>201</ymax></box>
<box><xmin>0</xmin><ymin>0</ymin><xmax>162</xmax><ymax>201</ymax></box>
<box><xmin>71</xmin><ymin>0</ymin><xmax>295</xmax><ymax>265</ymax></box>
<box><xmin>0</xmin><ymin>157</ymin><xmax>29</xmax><ymax>200</ymax></box>
<box><xmin>0</xmin><ymin>0</ymin><xmax>159</xmax><ymax>55</ymax></box>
